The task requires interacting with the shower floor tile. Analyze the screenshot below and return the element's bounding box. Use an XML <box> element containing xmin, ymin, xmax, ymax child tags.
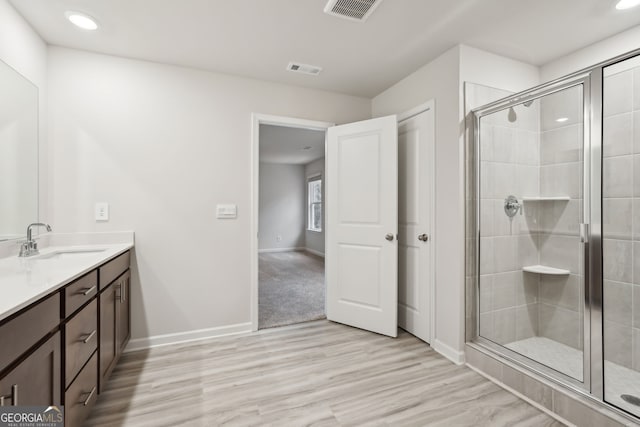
<box><xmin>506</xmin><ymin>336</ymin><xmax>583</xmax><ymax>380</ymax></box>
<box><xmin>507</xmin><ymin>336</ymin><xmax>640</xmax><ymax>417</ymax></box>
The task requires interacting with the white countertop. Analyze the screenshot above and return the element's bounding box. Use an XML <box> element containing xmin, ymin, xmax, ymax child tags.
<box><xmin>0</xmin><ymin>232</ymin><xmax>134</xmax><ymax>322</ymax></box>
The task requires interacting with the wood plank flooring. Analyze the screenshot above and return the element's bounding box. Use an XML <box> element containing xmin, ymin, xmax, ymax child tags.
<box><xmin>86</xmin><ymin>321</ymin><xmax>564</xmax><ymax>426</ymax></box>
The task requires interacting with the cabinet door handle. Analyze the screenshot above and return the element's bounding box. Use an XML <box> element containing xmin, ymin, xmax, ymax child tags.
<box><xmin>82</xmin><ymin>386</ymin><xmax>96</xmax><ymax>406</ymax></box>
<box><xmin>82</xmin><ymin>330</ymin><xmax>97</xmax><ymax>343</ymax></box>
<box><xmin>1</xmin><ymin>384</ymin><xmax>18</xmax><ymax>406</ymax></box>
<box><xmin>118</xmin><ymin>281</ymin><xmax>126</xmax><ymax>303</ymax></box>
<box><xmin>78</xmin><ymin>285</ymin><xmax>97</xmax><ymax>296</ymax></box>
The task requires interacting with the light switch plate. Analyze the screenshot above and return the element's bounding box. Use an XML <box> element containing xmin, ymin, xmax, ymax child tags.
<box><xmin>95</xmin><ymin>202</ymin><xmax>109</xmax><ymax>221</ymax></box>
<box><xmin>216</xmin><ymin>204</ymin><xmax>237</xmax><ymax>219</ymax></box>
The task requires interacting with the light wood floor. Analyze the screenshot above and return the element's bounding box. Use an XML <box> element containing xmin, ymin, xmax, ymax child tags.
<box><xmin>86</xmin><ymin>321</ymin><xmax>563</xmax><ymax>426</ymax></box>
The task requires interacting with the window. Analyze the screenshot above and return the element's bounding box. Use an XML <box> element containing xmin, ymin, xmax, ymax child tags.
<box><xmin>307</xmin><ymin>176</ymin><xmax>322</xmax><ymax>232</ymax></box>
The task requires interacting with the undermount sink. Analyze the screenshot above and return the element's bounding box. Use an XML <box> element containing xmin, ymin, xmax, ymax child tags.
<box><xmin>36</xmin><ymin>248</ymin><xmax>106</xmax><ymax>260</ymax></box>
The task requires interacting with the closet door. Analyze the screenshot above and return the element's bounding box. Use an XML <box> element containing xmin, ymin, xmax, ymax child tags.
<box><xmin>398</xmin><ymin>104</ymin><xmax>434</xmax><ymax>343</ymax></box>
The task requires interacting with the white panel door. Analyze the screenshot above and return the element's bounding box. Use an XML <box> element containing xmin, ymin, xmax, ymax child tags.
<box><xmin>326</xmin><ymin>115</ymin><xmax>398</xmax><ymax>337</ymax></box>
<box><xmin>398</xmin><ymin>106</ymin><xmax>434</xmax><ymax>343</ymax></box>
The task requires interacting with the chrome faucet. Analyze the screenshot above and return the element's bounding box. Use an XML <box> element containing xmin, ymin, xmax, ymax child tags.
<box><xmin>18</xmin><ymin>223</ymin><xmax>52</xmax><ymax>257</ymax></box>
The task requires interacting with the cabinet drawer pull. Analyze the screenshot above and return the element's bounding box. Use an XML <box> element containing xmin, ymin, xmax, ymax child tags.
<box><xmin>78</xmin><ymin>285</ymin><xmax>97</xmax><ymax>296</ymax></box>
<box><xmin>82</xmin><ymin>386</ymin><xmax>96</xmax><ymax>406</ymax></box>
<box><xmin>82</xmin><ymin>330</ymin><xmax>97</xmax><ymax>343</ymax></box>
<box><xmin>0</xmin><ymin>384</ymin><xmax>18</xmax><ymax>406</ymax></box>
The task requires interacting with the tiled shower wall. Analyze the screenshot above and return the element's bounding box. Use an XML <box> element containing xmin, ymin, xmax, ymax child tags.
<box><xmin>536</xmin><ymin>86</ymin><xmax>584</xmax><ymax>351</ymax></box>
<box><xmin>602</xmin><ymin>65</ymin><xmax>640</xmax><ymax>371</ymax></box>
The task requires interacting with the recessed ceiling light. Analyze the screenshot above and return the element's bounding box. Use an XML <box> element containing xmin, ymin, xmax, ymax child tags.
<box><xmin>616</xmin><ymin>0</ymin><xmax>640</xmax><ymax>10</ymax></box>
<box><xmin>556</xmin><ymin>117</ymin><xmax>569</xmax><ymax>123</ymax></box>
<box><xmin>65</xmin><ymin>11</ymin><xmax>99</xmax><ymax>30</ymax></box>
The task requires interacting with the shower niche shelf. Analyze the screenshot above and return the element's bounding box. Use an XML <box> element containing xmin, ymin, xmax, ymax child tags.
<box><xmin>522</xmin><ymin>265</ymin><xmax>570</xmax><ymax>275</ymax></box>
<box><xmin>522</xmin><ymin>196</ymin><xmax>570</xmax><ymax>202</ymax></box>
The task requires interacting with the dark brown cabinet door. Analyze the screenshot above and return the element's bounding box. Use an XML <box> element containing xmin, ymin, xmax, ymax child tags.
<box><xmin>99</xmin><ymin>269</ymin><xmax>131</xmax><ymax>393</ymax></box>
<box><xmin>98</xmin><ymin>281</ymin><xmax>117</xmax><ymax>392</ymax></box>
<box><xmin>0</xmin><ymin>332</ymin><xmax>61</xmax><ymax>406</ymax></box>
<box><xmin>117</xmin><ymin>271</ymin><xmax>131</xmax><ymax>354</ymax></box>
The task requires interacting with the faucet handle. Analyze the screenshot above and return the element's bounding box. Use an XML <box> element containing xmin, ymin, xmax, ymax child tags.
<box><xmin>18</xmin><ymin>242</ymin><xmax>30</xmax><ymax>257</ymax></box>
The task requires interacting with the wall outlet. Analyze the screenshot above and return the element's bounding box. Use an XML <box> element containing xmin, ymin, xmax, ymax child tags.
<box><xmin>276</xmin><ymin>235</ymin><xmax>282</xmax><ymax>242</ymax></box>
<box><xmin>95</xmin><ymin>202</ymin><xmax>109</xmax><ymax>221</ymax></box>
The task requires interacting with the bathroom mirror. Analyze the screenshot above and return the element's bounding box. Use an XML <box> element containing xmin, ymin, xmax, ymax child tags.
<box><xmin>0</xmin><ymin>58</ymin><xmax>38</xmax><ymax>241</ymax></box>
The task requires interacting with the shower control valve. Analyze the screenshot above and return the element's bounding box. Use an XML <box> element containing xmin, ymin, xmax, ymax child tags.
<box><xmin>504</xmin><ymin>195</ymin><xmax>522</xmax><ymax>218</ymax></box>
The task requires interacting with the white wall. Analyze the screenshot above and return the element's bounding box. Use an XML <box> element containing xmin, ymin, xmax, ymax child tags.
<box><xmin>259</xmin><ymin>163</ymin><xmax>305</xmax><ymax>251</ymax></box>
<box><xmin>541</xmin><ymin>24</ymin><xmax>640</xmax><ymax>83</ymax></box>
<box><xmin>459</xmin><ymin>45</ymin><xmax>540</xmax><ymax>95</ymax></box>
<box><xmin>304</xmin><ymin>157</ymin><xmax>325</xmax><ymax>256</ymax></box>
<box><xmin>0</xmin><ymin>0</ymin><xmax>48</xmax><ymax>229</ymax></box>
<box><xmin>47</xmin><ymin>46</ymin><xmax>371</xmax><ymax>344</ymax></box>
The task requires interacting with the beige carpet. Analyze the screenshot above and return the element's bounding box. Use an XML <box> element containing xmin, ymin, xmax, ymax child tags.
<box><xmin>259</xmin><ymin>251</ymin><xmax>325</xmax><ymax>329</ymax></box>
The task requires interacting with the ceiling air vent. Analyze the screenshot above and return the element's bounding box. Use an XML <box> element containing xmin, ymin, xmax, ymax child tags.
<box><xmin>287</xmin><ymin>62</ymin><xmax>322</xmax><ymax>76</ymax></box>
<box><xmin>324</xmin><ymin>0</ymin><xmax>382</xmax><ymax>22</ymax></box>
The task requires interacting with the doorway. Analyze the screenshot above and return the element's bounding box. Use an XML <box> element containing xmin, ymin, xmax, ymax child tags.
<box><xmin>251</xmin><ymin>111</ymin><xmax>435</xmax><ymax>341</ymax></box>
<box><xmin>251</xmin><ymin>115</ymin><xmax>333</xmax><ymax>331</ymax></box>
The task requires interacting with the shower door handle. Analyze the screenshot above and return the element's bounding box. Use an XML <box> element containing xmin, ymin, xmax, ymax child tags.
<box><xmin>580</xmin><ymin>223</ymin><xmax>589</xmax><ymax>243</ymax></box>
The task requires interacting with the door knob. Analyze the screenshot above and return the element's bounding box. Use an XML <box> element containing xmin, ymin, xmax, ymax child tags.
<box><xmin>418</xmin><ymin>233</ymin><xmax>429</xmax><ymax>242</ymax></box>
<box><xmin>385</xmin><ymin>233</ymin><xmax>394</xmax><ymax>241</ymax></box>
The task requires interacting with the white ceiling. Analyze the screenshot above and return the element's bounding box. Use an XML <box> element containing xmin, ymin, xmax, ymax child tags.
<box><xmin>259</xmin><ymin>125</ymin><xmax>325</xmax><ymax>164</ymax></box>
<box><xmin>10</xmin><ymin>0</ymin><xmax>640</xmax><ymax>97</ymax></box>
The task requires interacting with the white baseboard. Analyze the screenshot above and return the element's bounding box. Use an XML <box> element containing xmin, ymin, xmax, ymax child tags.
<box><xmin>124</xmin><ymin>322</ymin><xmax>252</xmax><ymax>353</ymax></box>
<box><xmin>258</xmin><ymin>247</ymin><xmax>305</xmax><ymax>253</ymax></box>
<box><xmin>304</xmin><ymin>248</ymin><xmax>325</xmax><ymax>258</ymax></box>
<box><xmin>432</xmin><ymin>339</ymin><xmax>465</xmax><ymax>365</ymax></box>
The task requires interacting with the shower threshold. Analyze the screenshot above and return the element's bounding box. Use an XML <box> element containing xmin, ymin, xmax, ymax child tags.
<box><xmin>507</xmin><ymin>336</ymin><xmax>640</xmax><ymax>417</ymax></box>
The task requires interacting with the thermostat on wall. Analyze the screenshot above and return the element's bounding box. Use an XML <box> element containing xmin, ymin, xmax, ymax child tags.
<box><xmin>216</xmin><ymin>204</ymin><xmax>237</xmax><ymax>219</ymax></box>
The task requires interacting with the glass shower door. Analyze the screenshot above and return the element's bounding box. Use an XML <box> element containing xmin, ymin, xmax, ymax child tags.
<box><xmin>602</xmin><ymin>55</ymin><xmax>640</xmax><ymax>418</ymax></box>
<box><xmin>476</xmin><ymin>81</ymin><xmax>587</xmax><ymax>384</ymax></box>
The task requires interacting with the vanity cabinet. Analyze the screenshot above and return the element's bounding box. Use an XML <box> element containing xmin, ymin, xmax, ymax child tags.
<box><xmin>0</xmin><ymin>249</ymin><xmax>131</xmax><ymax>427</ymax></box>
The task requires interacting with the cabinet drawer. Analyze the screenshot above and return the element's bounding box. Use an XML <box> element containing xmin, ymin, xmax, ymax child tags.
<box><xmin>64</xmin><ymin>270</ymin><xmax>98</xmax><ymax>317</ymax></box>
<box><xmin>99</xmin><ymin>251</ymin><xmax>130</xmax><ymax>290</ymax></box>
<box><xmin>65</xmin><ymin>351</ymin><xmax>98</xmax><ymax>427</ymax></box>
<box><xmin>65</xmin><ymin>300</ymin><xmax>97</xmax><ymax>387</ymax></box>
<box><xmin>0</xmin><ymin>293</ymin><xmax>60</xmax><ymax>371</ymax></box>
